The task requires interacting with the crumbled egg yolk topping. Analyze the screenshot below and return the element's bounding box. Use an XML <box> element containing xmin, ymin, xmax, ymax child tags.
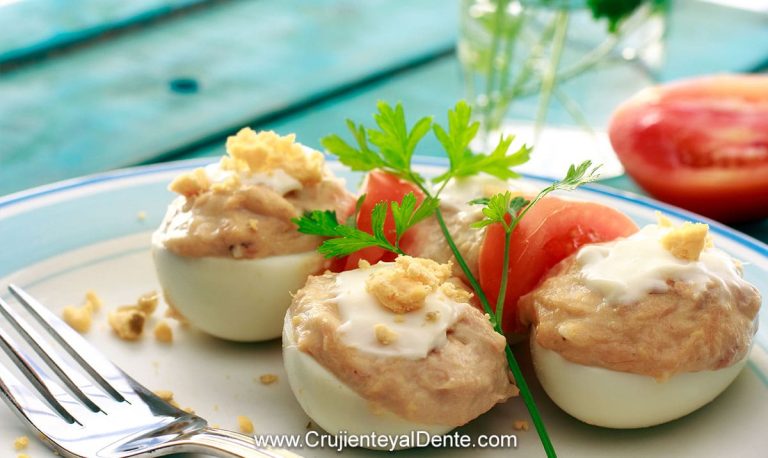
<box><xmin>61</xmin><ymin>290</ymin><xmax>103</xmax><ymax>333</ymax></box>
<box><xmin>13</xmin><ymin>435</ymin><xmax>29</xmax><ymax>451</ymax></box>
<box><xmin>365</xmin><ymin>256</ymin><xmax>471</xmax><ymax>314</ymax></box>
<box><xmin>237</xmin><ymin>415</ymin><xmax>255</xmax><ymax>434</ymax></box>
<box><xmin>169</xmin><ymin>128</ymin><xmax>323</xmax><ymax>197</ymax></box>
<box><xmin>657</xmin><ymin>212</ymin><xmax>713</xmax><ymax>261</ymax></box>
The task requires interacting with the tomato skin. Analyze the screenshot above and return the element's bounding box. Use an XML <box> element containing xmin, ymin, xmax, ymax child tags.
<box><xmin>478</xmin><ymin>197</ymin><xmax>638</xmax><ymax>336</ymax></box>
<box><xmin>609</xmin><ymin>74</ymin><xmax>768</xmax><ymax>223</ymax></box>
<box><xmin>340</xmin><ymin>171</ymin><xmax>422</xmax><ymax>271</ymax></box>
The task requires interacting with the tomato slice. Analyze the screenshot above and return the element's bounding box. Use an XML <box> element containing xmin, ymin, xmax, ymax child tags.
<box><xmin>609</xmin><ymin>74</ymin><xmax>768</xmax><ymax>223</ymax></box>
<box><xmin>478</xmin><ymin>197</ymin><xmax>638</xmax><ymax>335</ymax></box>
<box><xmin>340</xmin><ymin>170</ymin><xmax>422</xmax><ymax>271</ymax></box>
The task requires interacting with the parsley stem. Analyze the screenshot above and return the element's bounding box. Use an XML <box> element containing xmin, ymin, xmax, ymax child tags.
<box><xmin>503</xmin><ymin>343</ymin><xmax>557</xmax><ymax>458</ymax></box>
<box><xmin>433</xmin><ymin>208</ymin><xmax>495</xmax><ymax>323</ymax></box>
<box><xmin>494</xmin><ymin>229</ymin><xmax>513</xmax><ymax>324</ymax></box>
<box><xmin>433</xmin><ymin>208</ymin><xmax>556</xmax><ymax>458</ymax></box>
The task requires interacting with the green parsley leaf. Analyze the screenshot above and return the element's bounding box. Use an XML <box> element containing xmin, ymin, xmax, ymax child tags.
<box><xmin>471</xmin><ymin>160</ymin><xmax>601</xmax><ymax>234</ymax></box>
<box><xmin>293</xmin><ymin>209</ymin><xmax>397</xmax><ymax>258</ymax></box>
<box><xmin>291</xmin><ymin>210</ymin><xmax>343</xmax><ymax>237</ymax></box>
<box><xmin>390</xmin><ymin>193</ymin><xmax>440</xmax><ymax>244</ymax></box>
<box><xmin>432</xmin><ymin>101</ymin><xmax>532</xmax><ymax>183</ymax></box>
<box><xmin>587</xmin><ymin>0</ymin><xmax>668</xmax><ymax>33</ymax></box>
<box><xmin>320</xmin><ymin>122</ymin><xmax>385</xmax><ymax>172</ymax></box>
<box><xmin>471</xmin><ymin>192</ymin><xmax>530</xmax><ymax>231</ymax></box>
<box><xmin>292</xmin><ymin>192</ymin><xmax>439</xmax><ymax>259</ymax></box>
<box><xmin>320</xmin><ymin>101</ymin><xmax>431</xmax><ymax>186</ymax></box>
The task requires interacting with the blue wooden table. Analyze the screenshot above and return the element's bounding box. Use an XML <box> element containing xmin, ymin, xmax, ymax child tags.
<box><xmin>1</xmin><ymin>0</ymin><xmax>767</xmax><ymax>241</ymax></box>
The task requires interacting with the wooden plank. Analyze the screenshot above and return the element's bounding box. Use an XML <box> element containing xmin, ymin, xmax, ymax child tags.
<box><xmin>2</xmin><ymin>0</ymin><xmax>766</xmax><ymax>197</ymax></box>
<box><xmin>0</xmin><ymin>0</ymin><xmax>457</xmax><ymax>195</ymax></box>
<box><xmin>0</xmin><ymin>0</ymin><xmax>215</xmax><ymax>64</ymax></box>
<box><xmin>180</xmin><ymin>0</ymin><xmax>768</xmax><ymax>160</ymax></box>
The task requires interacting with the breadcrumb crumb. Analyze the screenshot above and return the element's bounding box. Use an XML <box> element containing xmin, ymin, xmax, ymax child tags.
<box><xmin>13</xmin><ymin>435</ymin><xmax>29</xmax><ymax>450</ymax></box>
<box><xmin>258</xmin><ymin>374</ymin><xmax>278</xmax><ymax>385</ymax></box>
<box><xmin>661</xmin><ymin>222</ymin><xmax>710</xmax><ymax>261</ymax></box>
<box><xmin>513</xmin><ymin>420</ymin><xmax>529</xmax><ymax>431</ymax></box>
<box><xmin>237</xmin><ymin>415</ymin><xmax>254</xmax><ymax>434</ymax></box>
<box><xmin>153</xmin><ymin>390</ymin><xmax>174</xmax><ymax>402</ymax></box>
<box><xmin>62</xmin><ymin>304</ymin><xmax>93</xmax><ymax>333</ymax></box>
<box><xmin>374</xmin><ymin>323</ymin><xmax>398</xmax><ymax>345</ymax></box>
<box><xmin>137</xmin><ymin>210</ymin><xmax>147</xmax><ymax>221</ymax></box>
<box><xmin>85</xmin><ymin>290</ymin><xmax>102</xmax><ymax>312</ymax></box>
<box><xmin>108</xmin><ymin>306</ymin><xmax>146</xmax><ymax>340</ymax></box>
<box><xmin>154</xmin><ymin>320</ymin><xmax>173</xmax><ymax>343</ymax></box>
<box><xmin>366</xmin><ymin>256</ymin><xmax>452</xmax><ymax>313</ymax></box>
<box><xmin>137</xmin><ymin>291</ymin><xmax>159</xmax><ymax>315</ymax></box>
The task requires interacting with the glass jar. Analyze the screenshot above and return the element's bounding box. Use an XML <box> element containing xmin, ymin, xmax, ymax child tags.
<box><xmin>458</xmin><ymin>0</ymin><xmax>667</xmax><ymax>176</ymax></box>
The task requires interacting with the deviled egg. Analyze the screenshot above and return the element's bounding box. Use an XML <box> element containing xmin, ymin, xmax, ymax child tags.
<box><xmin>282</xmin><ymin>256</ymin><xmax>517</xmax><ymax>447</ymax></box>
<box><xmin>152</xmin><ymin>128</ymin><xmax>355</xmax><ymax>341</ymax></box>
<box><xmin>520</xmin><ymin>216</ymin><xmax>762</xmax><ymax>428</ymax></box>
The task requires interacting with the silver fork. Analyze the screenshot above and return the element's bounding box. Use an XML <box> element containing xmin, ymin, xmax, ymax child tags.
<box><xmin>0</xmin><ymin>285</ymin><xmax>292</xmax><ymax>458</ymax></box>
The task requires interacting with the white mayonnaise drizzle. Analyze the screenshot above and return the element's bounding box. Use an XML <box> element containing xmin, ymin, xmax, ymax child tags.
<box><xmin>576</xmin><ymin>224</ymin><xmax>744</xmax><ymax>304</ymax></box>
<box><xmin>204</xmin><ymin>163</ymin><xmax>302</xmax><ymax>195</ymax></box>
<box><xmin>333</xmin><ymin>266</ymin><xmax>463</xmax><ymax>359</ymax></box>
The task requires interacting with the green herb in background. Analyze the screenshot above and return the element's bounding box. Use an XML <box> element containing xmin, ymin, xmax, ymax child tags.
<box><xmin>296</xmin><ymin>100</ymin><xmax>602</xmax><ymax>458</ymax></box>
<box><xmin>462</xmin><ymin>0</ymin><xmax>669</xmax><ymax>139</ymax></box>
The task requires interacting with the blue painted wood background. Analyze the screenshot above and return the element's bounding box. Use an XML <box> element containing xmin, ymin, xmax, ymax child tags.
<box><xmin>0</xmin><ymin>0</ymin><xmax>766</xmax><ymax>239</ymax></box>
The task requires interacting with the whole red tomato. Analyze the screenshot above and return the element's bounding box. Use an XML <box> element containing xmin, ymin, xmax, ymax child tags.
<box><xmin>609</xmin><ymin>74</ymin><xmax>768</xmax><ymax>223</ymax></box>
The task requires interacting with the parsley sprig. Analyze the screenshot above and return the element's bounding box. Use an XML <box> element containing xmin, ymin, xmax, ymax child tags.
<box><xmin>297</xmin><ymin>100</ymin><xmax>599</xmax><ymax>458</ymax></box>
<box><xmin>321</xmin><ymin>100</ymin><xmax>531</xmax><ymax>192</ymax></box>
<box><xmin>293</xmin><ymin>193</ymin><xmax>438</xmax><ymax>258</ymax></box>
<box><xmin>471</xmin><ymin>161</ymin><xmax>601</xmax><ymax>327</ymax></box>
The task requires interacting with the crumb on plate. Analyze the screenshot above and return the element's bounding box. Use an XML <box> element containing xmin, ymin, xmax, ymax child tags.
<box><xmin>13</xmin><ymin>435</ymin><xmax>29</xmax><ymax>450</ymax></box>
<box><xmin>258</xmin><ymin>374</ymin><xmax>278</xmax><ymax>385</ymax></box>
<box><xmin>154</xmin><ymin>320</ymin><xmax>173</xmax><ymax>343</ymax></box>
<box><xmin>237</xmin><ymin>415</ymin><xmax>254</xmax><ymax>434</ymax></box>
<box><xmin>62</xmin><ymin>290</ymin><xmax>105</xmax><ymax>333</ymax></box>
<box><xmin>137</xmin><ymin>291</ymin><xmax>159</xmax><ymax>315</ymax></box>
<box><xmin>153</xmin><ymin>390</ymin><xmax>174</xmax><ymax>402</ymax></box>
<box><xmin>513</xmin><ymin>420</ymin><xmax>529</xmax><ymax>431</ymax></box>
<box><xmin>85</xmin><ymin>290</ymin><xmax>102</xmax><ymax>312</ymax></box>
<box><xmin>62</xmin><ymin>304</ymin><xmax>93</xmax><ymax>333</ymax></box>
<box><xmin>108</xmin><ymin>306</ymin><xmax>147</xmax><ymax>340</ymax></box>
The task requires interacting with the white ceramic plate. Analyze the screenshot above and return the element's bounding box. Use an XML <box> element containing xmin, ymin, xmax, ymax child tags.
<box><xmin>0</xmin><ymin>158</ymin><xmax>766</xmax><ymax>458</ymax></box>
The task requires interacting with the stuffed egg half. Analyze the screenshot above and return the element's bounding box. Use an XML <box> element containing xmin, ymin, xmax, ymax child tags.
<box><xmin>521</xmin><ymin>218</ymin><xmax>762</xmax><ymax>428</ymax></box>
<box><xmin>152</xmin><ymin>128</ymin><xmax>355</xmax><ymax>341</ymax></box>
<box><xmin>282</xmin><ymin>256</ymin><xmax>518</xmax><ymax>448</ymax></box>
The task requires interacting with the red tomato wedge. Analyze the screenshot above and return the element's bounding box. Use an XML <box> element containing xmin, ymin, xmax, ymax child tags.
<box><xmin>340</xmin><ymin>171</ymin><xmax>422</xmax><ymax>271</ymax></box>
<box><xmin>609</xmin><ymin>74</ymin><xmax>768</xmax><ymax>223</ymax></box>
<box><xmin>478</xmin><ymin>197</ymin><xmax>638</xmax><ymax>335</ymax></box>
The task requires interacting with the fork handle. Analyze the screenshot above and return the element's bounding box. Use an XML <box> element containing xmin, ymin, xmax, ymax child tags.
<box><xmin>154</xmin><ymin>426</ymin><xmax>295</xmax><ymax>458</ymax></box>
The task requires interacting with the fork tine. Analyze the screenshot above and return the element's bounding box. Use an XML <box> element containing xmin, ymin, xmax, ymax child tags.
<box><xmin>0</xmin><ymin>324</ymin><xmax>79</xmax><ymax>424</ymax></box>
<box><xmin>9</xmin><ymin>285</ymin><xmax>132</xmax><ymax>402</ymax></box>
<box><xmin>0</xmin><ymin>359</ymin><xmax>73</xmax><ymax>440</ymax></box>
<box><xmin>0</xmin><ymin>296</ymin><xmax>101</xmax><ymax>413</ymax></box>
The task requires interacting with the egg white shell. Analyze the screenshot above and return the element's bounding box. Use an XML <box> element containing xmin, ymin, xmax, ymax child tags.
<box><xmin>282</xmin><ymin>314</ymin><xmax>453</xmax><ymax>449</ymax></box>
<box><xmin>152</xmin><ymin>234</ymin><xmax>324</xmax><ymax>342</ymax></box>
<box><xmin>530</xmin><ymin>333</ymin><xmax>749</xmax><ymax>428</ymax></box>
